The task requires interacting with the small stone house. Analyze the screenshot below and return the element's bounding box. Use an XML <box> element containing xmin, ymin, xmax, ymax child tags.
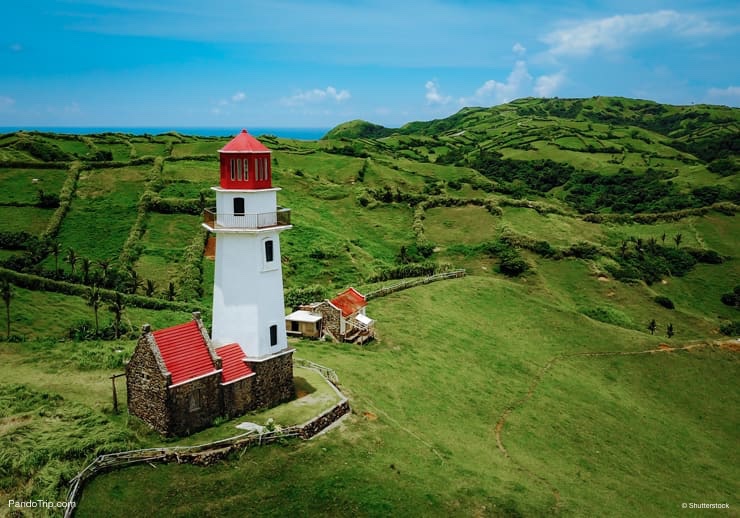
<box><xmin>126</xmin><ymin>312</ymin><xmax>294</xmax><ymax>436</ymax></box>
<box><xmin>290</xmin><ymin>287</ymin><xmax>375</xmax><ymax>344</ymax></box>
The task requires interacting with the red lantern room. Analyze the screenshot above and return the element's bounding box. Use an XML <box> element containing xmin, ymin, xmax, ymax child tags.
<box><xmin>218</xmin><ymin>129</ymin><xmax>272</xmax><ymax>189</ymax></box>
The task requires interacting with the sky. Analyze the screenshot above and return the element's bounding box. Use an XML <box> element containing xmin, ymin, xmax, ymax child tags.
<box><xmin>1</xmin><ymin>0</ymin><xmax>739</xmax><ymax>129</ymax></box>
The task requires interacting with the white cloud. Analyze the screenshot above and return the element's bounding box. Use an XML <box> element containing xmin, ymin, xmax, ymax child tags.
<box><xmin>231</xmin><ymin>91</ymin><xmax>246</xmax><ymax>102</ymax></box>
<box><xmin>425</xmin><ymin>80</ymin><xmax>451</xmax><ymax>105</ymax></box>
<box><xmin>282</xmin><ymin>86</ymin><xmax>351</xmax><ymax>106</ymax></box>
<box><xmin>706</xmin><ymin>86</ymin><xmax>740</xmax><ymax>105</ymax></box>
<box><xmin>542</xmin><ymin>10</ymin><xmax>721</xmax><ymax>58</ymax></box>
<box><xmin>512</xmin><ymin>42</ymin><xmax>526</xmax><ymax>56</ymax></box>
<box><xmin>459</xmin><ymin>61</ymin><xmax>532</xmax><ymax>106</ymax></box>
<box><xmin>0</xmin><ymin>96</ymin><xmax>15</xmax><ymax>110</ymax></box>
<box><xmin>534</xmin><ymin>71</ymin><xmax>566</xmax><ymax>97</ymax></box>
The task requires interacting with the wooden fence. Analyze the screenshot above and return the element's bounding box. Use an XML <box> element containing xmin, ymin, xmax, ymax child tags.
<box><xmin>365</xmin><ymin>269</ymin><xmax>466</xmax><ymax>300</ymax></box>
<box><xmin>64</xmin><ymin>361</ymin><xmax>349</xmax><ymax>517</ymax></box>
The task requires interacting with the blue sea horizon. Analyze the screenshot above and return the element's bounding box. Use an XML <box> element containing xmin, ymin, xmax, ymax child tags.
<box><xmin>0</xmin><ymin>126</ymin><xmax>330</xmax><ymax>140</ymax></box>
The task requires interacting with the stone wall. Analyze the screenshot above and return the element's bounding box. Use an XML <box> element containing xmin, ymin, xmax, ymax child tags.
<box><xmin>221</xmin><ymin>375</ymin><xmax>255</xmax><ymax>418</ymax></box>
<box><xmin>167</xmin><ymin>372</ymin><xmax>223</xmax><ymax>437</ymax></box>
<box><xmin>126</xmin><ymin>334</ymin><xmax>170</xmax><ymax>435</ymax></box>
<box><xmin>299</xmin><ymin>399</ymin><xmax>350</xmax><ymax>439</ymax></box>
<box><xmin>246</xmin><ymin>350</ymin><xmax>295</xmax><ymax>410</ymax></box>
<box><xmin>313</xmin><ymin>301</ymin><xmax>341</xmax><ymax>339</ymax></box>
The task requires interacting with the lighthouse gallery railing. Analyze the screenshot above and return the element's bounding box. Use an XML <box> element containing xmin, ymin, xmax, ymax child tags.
<box><xmin>203</xmin><ymin>207</ymin><xmax>291</xmax><ymax>229</ymax></box>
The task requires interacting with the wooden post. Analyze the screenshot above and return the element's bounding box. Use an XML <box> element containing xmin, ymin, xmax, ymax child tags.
<box><xmin>110</xmin><ymin>373</ymin><xmax>125</xmax><ymax>414</ymax></box>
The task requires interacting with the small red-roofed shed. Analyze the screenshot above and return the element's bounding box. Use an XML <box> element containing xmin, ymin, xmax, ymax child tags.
<box><xmin>330</xmin><ymin>287</ymin><xmax>367</xmax><ymax>317</ymax></box>
<box><xmin>216</xmin><ymin>343</ymin><xmax>257</xmax><ymax>417</ymax></box>
<box><xmin>216</xmin><ymin>343</ymin><xmax>254</xmax><ymax>384</ymax></box>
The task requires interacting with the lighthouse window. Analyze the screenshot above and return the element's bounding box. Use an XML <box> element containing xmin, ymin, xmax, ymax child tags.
<box><xmin>233</xmin><ymin>197</ymin><xmax>245</xmax><ymax>216</ymax></box>
<box><xmin>264</xmin><ymin>158</ymin><xmax>269</xmax><ymax>180</ymax></box>
<box><xmin>269</xmin><ymin>324</ymin><xmax>278</xmax><ymax>346</ymax></box>
<box><xmin>236</xmin><ymin>159</ymin><xmax>242</xmax><ymax>181</ymax></box>
<box><xmin>264</xmin><ymin>239</ymin><xmax>274</xmax><ymax>262</ymax></box>
<box><xmin>243</xmin><ymin>159</ymin><xmax>249</xmax><ymax>180</ymax></box>
<box><xmin>229</xmin><ymin>159</ymin><xmax>236</xmax><ymax>181</ymax></box>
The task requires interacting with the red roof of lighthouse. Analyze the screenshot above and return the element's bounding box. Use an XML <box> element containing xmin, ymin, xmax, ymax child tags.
<box><xmin>330</xmin><ymin>287</ymin><xmax>367</xmax><ymax>317</ymax></box>
<box><xmin>153</xmin><ymin>321</ymin><xmax>219</xmax><ymax>386</ymax></box>
<box><xmin>215</xmin><ymin>343</ymin><xmax>254</xmax><ymax>384</ymax></box>
<box><xmin>220</xmin><ymin>129</ymin><xmax>270</xmax><ymax>153</ymax></box>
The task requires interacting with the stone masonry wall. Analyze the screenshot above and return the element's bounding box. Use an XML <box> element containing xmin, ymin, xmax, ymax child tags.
<box><xmin>126</xmin><ymin>336</ymin><xmax>170</xmax><ymax>435</ymax></box>
<box><xmin>246</xmin><ymin>351</ymin><xmax>295</xmax><ymax>410</ymax></box>
<box><xmin>167</xmin><ymin>372</ymin><xmax>223</xmax><ymax>437</ymax></box>
<box><xmin>314</xmin><ymin>301</ymin><xmax>341</xmax><ymax>338</ymax></box>
<box><xmin>221</xmin><ymin>375</ymin><xmax>255</xmax><ymax>418</ymax></box>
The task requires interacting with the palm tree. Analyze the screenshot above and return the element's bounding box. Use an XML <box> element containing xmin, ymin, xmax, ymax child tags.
<box><xmin>166</xmin><ymin>281</ymin><xmax>176</xmax><ymax>301</ymax></box>
<box><xmin>81</xmin><ymin>258</ymin><xmax>92</xmax><ymax>285</ymax></box>
<box><xmin>127</xmin><ymin>268</ymin><xmax>143</xmax><ymax>295</ymax></box>
<box><xmin>50</xmin><ymin>241</ymin><xmax>61</xmax><ymax>276</ymax></box>
<box><xmin>65</xmin><ymin>248</ymin><xmax>78</xmax><ymax>275</ymax></box>
<box><xmin>648</xmin><ymin>318</ymin><xmax>657</xmax><ymax>335</ymax></box>
<box><xmin>1</xmin><ymin>280</ymin><xmax>12</xmax><ymax>340</ymax></box>
<box><xmin>87</xmin><ymin>286</ymin><xmax>102</xmax><ymax>337</ymax></box>
<box><xmin>673</xmin><ymin>233</ymin><xmax>683</xmax><ymax>249</ymax></box>
<box><xmin>145</xmin><ymin>279</ymin><xmax>157</xmax><ymax>298</ymax></box>
<box><xmin>108</xmin><ymin>292</ymin><xmax>126</xmax><ymax>339</ymax></box>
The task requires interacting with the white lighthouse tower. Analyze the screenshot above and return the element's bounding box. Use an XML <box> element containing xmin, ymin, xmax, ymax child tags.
<box><xmin>202</xmin><ymin>131</ymin><xmax>294</xmax><ymax>406</ymax></box>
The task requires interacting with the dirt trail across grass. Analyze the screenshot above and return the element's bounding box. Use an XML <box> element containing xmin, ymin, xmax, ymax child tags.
<box><xmin>494</xmin><ymin>340</ymin><xmax>729</xmax><ymax>514</ymax></box>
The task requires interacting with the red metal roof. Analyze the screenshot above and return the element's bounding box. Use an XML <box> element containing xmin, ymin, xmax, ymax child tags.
<box><xmin>153</xmin><ymin>321</ymin><xmax>218</xmax><ymax>385</ymax></box>
<box><xmin>220</xmin><ymin>129</ymin><xmax>270</xmax><ymax>153</ymax></box>
<box><xmin>215</xmin><ymin>343</ymin><xmax>254</xmax><ymax>384</ymax></box>
<box><xmin>330</xmin><ymin>287</ymin><xmax>367</xmax><ymax>317</ymax></box>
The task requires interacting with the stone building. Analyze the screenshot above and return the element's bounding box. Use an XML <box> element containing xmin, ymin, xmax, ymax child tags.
<box><xmin>287</xmin><ymin>287</ymin><xmax>375</xmax><ymax>344</ymax></box>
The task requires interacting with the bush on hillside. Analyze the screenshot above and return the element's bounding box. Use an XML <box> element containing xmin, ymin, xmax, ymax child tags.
<box><xmin>654</xmin><ymin>296</ymin><xmax>675</xmax><ymax>309</ymax></box>
<box><xmin>719</xmin><ymin>320</ymin><xmax>740</xmax><ymax>336</ymax></box>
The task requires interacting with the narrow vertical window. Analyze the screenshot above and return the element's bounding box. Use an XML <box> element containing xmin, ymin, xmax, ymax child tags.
<box><xmin>236</xmin><ymin>159</ymin><xmax>242</xmax><ymax>181</ymax></box>
<box><xmin>264</xmin><ymin>158</ymin><xmax>269</xmax><ymax>180</ymax></box>
<box><xmin>233</xmin><ymin>197</ymin><xmax>245</xmax><ymax>216</ymax></box>
<box><xmin>269</xmin><ymin>324</ymin><xmax>278</xmax><ymax>346</ymax></box>
<box><xmin>264</xmin><ymin>239</ymin><xmax>274</xmax><ymax>262</ymax></box>
<box><xmin>230</xmin><ymin>159</ymin><xmax>236</xmax><ymax>181</ymax></box>
<box><xmin>243</xmin><ymin>159</ymin><xmax>249</xmax><ymax>180</ymax></box>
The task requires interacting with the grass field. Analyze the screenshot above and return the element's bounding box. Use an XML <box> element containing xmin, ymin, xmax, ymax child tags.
<box><xmin>0</xmin><ymin>167</ymin><xmax>67</xmax><ymax>205</ymax></box>
<box><xmin>73</xmin><ymin>277</ymin><xmax>739</xmax><ymax>517</ymax></box>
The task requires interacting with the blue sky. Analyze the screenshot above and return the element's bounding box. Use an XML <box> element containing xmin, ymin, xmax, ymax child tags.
<box><xmin>1</xmin><ymin>0</ymin><xmax>739</xmax><ymax>128</ymax></box>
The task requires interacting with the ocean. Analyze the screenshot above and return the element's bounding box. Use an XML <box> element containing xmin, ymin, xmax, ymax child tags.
<box><xmin>0</xmin><ymin>127</ymin><xmax>330</xmax><ymax>141</ymax></box>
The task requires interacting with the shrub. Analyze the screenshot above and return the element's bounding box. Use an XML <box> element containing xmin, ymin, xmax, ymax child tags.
<box><xmin>686</xmin><ymin>248</ymin><xmax>724</xmax><ymax>264</ymax></box>
<box><xmin>720</xmin><ymin>287</ymin><xmax>740</xmax><ymax>308</ymax></box>
<box><xmin>654</xmin><ymin>295</ymin><xmax>675</xmax><ymax>309</ymax></box>
<box><xmin>498</xmin><ymin>249</ymin><xmax>529</xmax><ymax>277</ymax></box>
<box><xmin>719</xmin><ymin>320</ymin><xmax>740</xmax><ymax>336</ymax></box>
<box><xmin>581</xmin><ymin>306</ymin><xmax>634</xmax><ymax>328</ymax></box>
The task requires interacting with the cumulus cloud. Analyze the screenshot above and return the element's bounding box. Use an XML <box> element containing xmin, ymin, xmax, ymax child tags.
<box><xmin>282</xmin><ymin>86</ymin><xmax>351</xmax><ymax>106</ymax></box>
<box><xmin>459</xmin><ymin>61</ymin><xmax>532</xmax><ymax>106</ymax></box>
<box><xmin>706</xmin><ymin>86</ymin><xmax>740</xmax><ymax>105</ymax></box>
<box><xmin>542</xmin><ymin>10</ymin><xmax>720</xmax><ymax>58</ymax></box>
<box><xmin>231</xmin><ymin>91</ymin><xmax>246</xmax><ymax>102</ymax></box>
<box><xmin>534</xmin><ymin>71</ymin><xmax>566</xmax><ymax>97</ymax></box>
<box><xmin>512</xmin><ymin>42</ymin><xmax>526</xmax><ymax>56</ymax></box>
<box><xmin>425</xmin><ymin>80</ymin><xmax>451</xmax><ymax>105</ymax></box>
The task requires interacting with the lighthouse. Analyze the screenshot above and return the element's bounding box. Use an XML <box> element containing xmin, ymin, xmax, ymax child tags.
<box><xmin>202</xmin><ymin>130</ymin><xmax>294</xmax><ymax>407</ymax></box>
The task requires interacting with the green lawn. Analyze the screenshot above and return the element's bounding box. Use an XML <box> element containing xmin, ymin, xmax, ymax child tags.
<box><xmin>0</xmin><ymin>167</ymin><xmax>67</xmax><ymax>204</ymax></box>
<box><xmin>72</xmin><ymin>277</ymin><xmax>738</xmax><ymax>517</ymax></box>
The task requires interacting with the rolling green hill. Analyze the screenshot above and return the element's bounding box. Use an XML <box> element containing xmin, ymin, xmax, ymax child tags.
<box><xmin>0</xmin><ymin>97</ymin><xmax>738</xmax><ymax>516</ymax></box>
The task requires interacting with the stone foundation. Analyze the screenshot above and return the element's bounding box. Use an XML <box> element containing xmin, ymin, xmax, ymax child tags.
<box><xmin>245</xmin><ymin>349</ymin><xmax>296</xmax><ymax>410</ymax></box>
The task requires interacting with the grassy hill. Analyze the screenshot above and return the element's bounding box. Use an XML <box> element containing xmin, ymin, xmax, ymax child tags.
<box><xmin>0</xmin><ymin>96</ymin><xmax>738</xmax><ymax>516</ymax></box>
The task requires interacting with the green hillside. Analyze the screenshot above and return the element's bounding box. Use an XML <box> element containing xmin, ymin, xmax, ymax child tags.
<box><xmin>0</xmin><ymin>97</ymin><xmax>738</xmax><ymax>516</ymax></box>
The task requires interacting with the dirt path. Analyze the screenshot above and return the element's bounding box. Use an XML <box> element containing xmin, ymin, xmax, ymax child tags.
<box><xmin>493</xmin><ymin>340</ymin><xmax>728</xmax><ymax>514</ymax></box>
